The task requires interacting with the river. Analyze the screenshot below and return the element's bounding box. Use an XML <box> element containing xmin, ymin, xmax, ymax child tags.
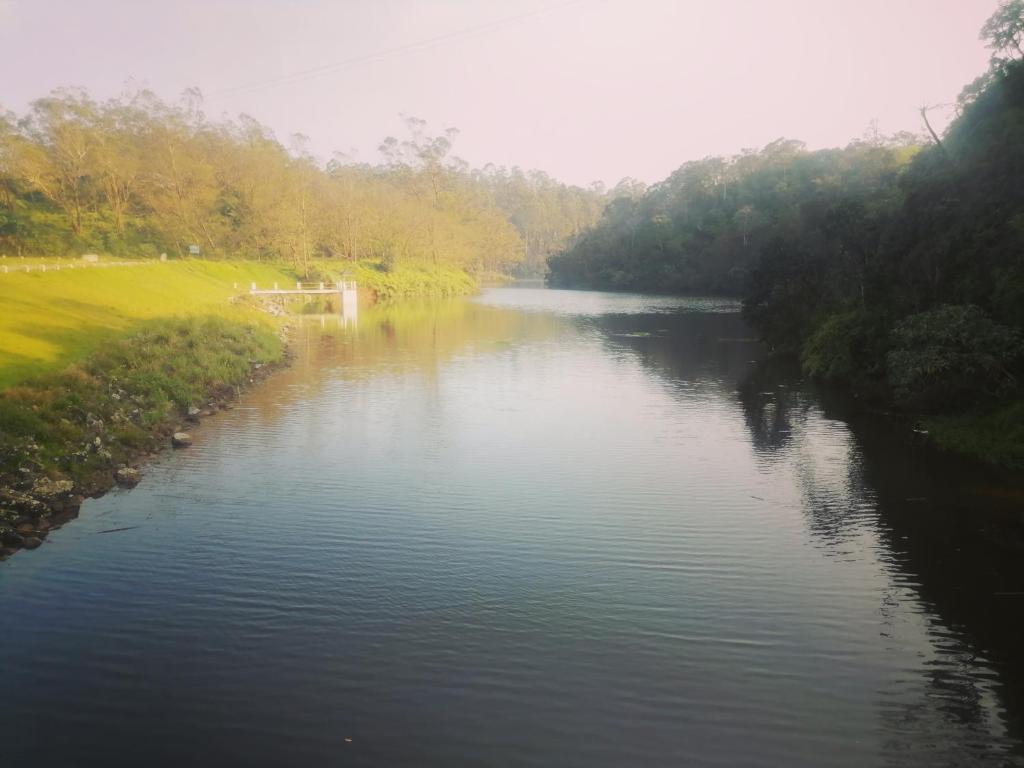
<box><xmin>2</xmin><ymin>287</ymin><xmax>1023</xmax><ymax>766</ymax></box>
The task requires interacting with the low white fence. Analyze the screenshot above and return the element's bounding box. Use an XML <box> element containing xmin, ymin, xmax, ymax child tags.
<box><xmin>0</xmin><ymin>259</ymin><xmax>146</xmax><ymax>274</ymax></box>
<box><xmin>249</xmin><ymin>281</ymin><xmax>358</xmax><ymax>294</ymax></box>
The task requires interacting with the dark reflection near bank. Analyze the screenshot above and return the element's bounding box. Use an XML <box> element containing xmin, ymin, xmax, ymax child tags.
<box><xmin>588</xmin><ymin>301</ymin><xmax>1024</xmax><ymax>766</ymax></box>
<box><xmin>739</xmin><ymin>349</ymin><xmax>1024</xmax><ymax>766</ymax></box>
<box><xmin>586</xmin><ymin>309</ymin><xmax>761</xmax><ymax>395</ymax></box>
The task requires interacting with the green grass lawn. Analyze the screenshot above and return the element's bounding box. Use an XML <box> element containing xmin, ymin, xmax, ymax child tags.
<box><xmin>0</xmin><ymin>260</ymin><xmax>294</xmax><ymax>388</ymax></box>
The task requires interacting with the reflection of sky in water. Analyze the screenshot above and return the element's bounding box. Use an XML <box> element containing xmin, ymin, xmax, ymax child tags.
<box><xmin>475</xmin><ymin>286</ymin><xmax>741</xmax><ymax>316</ymax></box>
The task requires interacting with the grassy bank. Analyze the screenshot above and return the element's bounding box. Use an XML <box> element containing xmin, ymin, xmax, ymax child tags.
<box><xmin>0</xmin><ymin>315</ymin><xmax>283</xmax><ymax>481</ymax></box>
<box><xmin>0</xmin><ymin>314</ymin><xmax>285</xmax><ymax>556</ymax></box>
<box><xmin>0</xmin><ymin>257</ymin><xmax>482</xmax><ymax>556</ymax></box>
<box><xmin>924</xmin><ymin>401</ymin><xmax>1024</xmax><ymax>471</ymax></box>
<box><xmin>0</xmin><ymin>256</ymin><xmax>479</xmax><ymax>390</ymax></box>
<box><xmin>0</xmin><ymin>259</ymin><xmax>297</xmax><ymax>556</ymax></box>
<box><xmin>0</xmin><ymin>259</ymin><xmax>294</xmax><ymax>388</ymax></box>
<box><xmin>306</xmin><ymin>260</ymin><xmax>478</xmax><ymax>301</ymax></box>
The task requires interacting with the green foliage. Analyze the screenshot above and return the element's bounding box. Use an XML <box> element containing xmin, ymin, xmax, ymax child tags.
<box><xmin>471</xmin><ymin>167</ymin><xmax>606</xmax><ymax>277</ymax></box>
<box><xmin>982</xmin><ymin>0</ymin><xmax>1024</xmax><ymax>72</ymax></box>
<box><xmin>353</xmin><ymin>262</ymin><xmax>477</xmax><ymax>300</ymax></box>
<box><xmin>0</xmin><ymin>96</ymin><xmax>601</xmax><ymax>278</ymax></box>
<box><xmin>925</xmin><ymin>400</ymin><xmax>1024</xmax><ymax>469</ymax></box>
<box><xmin>548</xmin><ymin>138</ymin><xmax>915</xmax><ymax>296</ymax></box>
<box><xmin>305</xmin><ymin>260</ymin><xmax>477</xmax><ymax>301</ymax></box>
<box><xmin>886</xmin><ymin>305</ymin><xmax>1022</xmax><ymax>412</ymax></box>
<box><xmin>801</xmin><ymin>309</ymin><xmax>891</xmax><ymax>390</ymax></box>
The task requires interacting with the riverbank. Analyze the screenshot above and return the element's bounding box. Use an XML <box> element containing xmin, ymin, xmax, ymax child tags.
<box><xmin>307</xmin><ymin>260</ymin><xmax>478</xmax><ymax>301</ymax></box>
<box><xmin>0</xmin><ymin>258</ymin><xmax>484</xmax><ymax>558</ymax></box>
<box><xmin>0</xmin><ymin>259</ymin><xmax>296</xmax><ymax>388</ymax></box>
<box><xmin>0</xmin><ymin>261</ymin><xmax>290</xmax><ymax>557</ymax></box>
<box><xmin>758</xmin><ymin>342</ymin><xmax>1024</xmax><ymax>474</ymax></box>
<box><xmin>922</xmin><ymin>401</ymin><xmax>1024</xmax><ymax>471</ymax></box>
<box><xmin>0</xmin><ymin>260</ymin><xmax>299</xmax><ymax>557</ymax></box>
<box><xmin>0</xmin><ymin>315</ymin><xmax>287</xmax><ymax>558</ymax></box>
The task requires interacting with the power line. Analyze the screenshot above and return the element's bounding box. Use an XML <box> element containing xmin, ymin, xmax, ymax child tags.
<box><xmin>212</xmin><ymin>0</ymin><xmax>587</xmax><ymax>98</ymax></box>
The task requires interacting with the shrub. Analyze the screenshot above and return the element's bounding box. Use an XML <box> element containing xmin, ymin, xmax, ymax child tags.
<box><xmin>801</xmin><ymin>309</ymin><xmax>891</xmax><ymax>388</ymax></box>
<box><xmin>886</xmin><ymin>304</ymin><xmax>1023</xmax><ymax>411</ymax></box>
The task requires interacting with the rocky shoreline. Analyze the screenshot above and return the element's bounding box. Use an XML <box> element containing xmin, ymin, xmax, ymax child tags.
<box><xmin>0</xmin><ymin>325</ymin><xmax>291</xmax><ymax>561</ymax></box>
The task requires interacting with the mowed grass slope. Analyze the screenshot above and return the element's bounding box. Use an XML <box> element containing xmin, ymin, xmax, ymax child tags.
<box><xmin>0</xmin><ymin>260</ymin><xmax>294</xmax><ymax>388</ymax></box>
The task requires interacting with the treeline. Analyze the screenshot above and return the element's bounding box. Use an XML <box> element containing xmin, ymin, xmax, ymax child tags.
<box><xmin>549</xmin><ymin>1</ymin><xmax>1024</xmax><ymax>466</ymax></box>
<box><xmin>0</xmin><ymin>92</ymin><xmax>602</xmax><ymax>276</ymax></box>
<box><xmin>547</xmin><ymin>135</ymin><xmax>920</xmax><ymax>295</ymax></box>
<box><xmin>474</xmin><ymin>166</ymin><xmax>610</xmax><ymax>277</ymax></box>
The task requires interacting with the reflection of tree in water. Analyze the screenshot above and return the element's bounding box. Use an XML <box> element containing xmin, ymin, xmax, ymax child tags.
<box><xmin>736</xmin><ymin>356</ymin><xmax>1024</xmax><ymax>765</ymax></box>
<box><xmin>591</xmin><ymin>311</ymin><xmax>1024</xmax><ymax>764</ymax></box>
<box><xmin>735</xmin><ymin>352</ymin><xmax>882</xmax><ymax>555</ymax></box>
<box><xmin>737</xmin><ymin>354</ymin><xmax>804</xmax><ymax>459</ymax></box>
<box><xmin>587</xmin><ymin>309</ymin><xmax>761</xmax><ymax>399</ymax></box>
<box><xmin>877</xmin><ymin>651</ymin><xmax>1022</xmax><ymax>767</ymax></box>
<box><xmin>247</xmin><ymin>298</ymin><xmax>563</xmax><ymax>427</ymax></box>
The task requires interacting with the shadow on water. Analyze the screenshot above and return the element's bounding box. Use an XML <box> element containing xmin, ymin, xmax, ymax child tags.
<box><xmin>583</xmin><ymin>307</ymin><xmax>760</xmax><ymax>396</ymax></box>
<box><xmin>741</xmin><ymin>356</ymin><xmax>1024</xmax><ymax>764</ymax></box>
<box><xmin>591</xmin><ymin>303</ymin><xmax>1024</xmax><ymax>765</ymax></box>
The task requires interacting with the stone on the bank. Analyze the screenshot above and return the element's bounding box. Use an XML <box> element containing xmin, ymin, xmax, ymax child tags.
<box><xmin>32</xmin><ymin>478</ymin><xmax>74</xmax><ymax>500</ymax></box>
<box><xmin>22</xmin><ymin>537</ymin><xmax>42</xmax><ymax>550</ymax></box>
<box><xmin>186</xmin><ymin>407</ymin><xmax>202</xmax><ymax>423</ymax></box>
<box><xmin>172</xmin><ymin>432</ymin><xmax>193</xmax><ymax>448</ymax></box>
<box><xmin>0</xmin><ymin>529</ymin><xmax>23</xmax><ymax>547</ymax></box>
<box><xmin>16</xmin><ymin>522</ymin><xmax>35</xmax><ymax>535</ymax></box>
<box><xmin>115</xmin><ymin>467</ymin><xmax>141</xmax><ymax>487</ymax></box>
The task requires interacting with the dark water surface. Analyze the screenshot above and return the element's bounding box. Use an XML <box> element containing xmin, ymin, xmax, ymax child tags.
<box><xmin>2</xmin><ymin>288</ymin><xmax>1024</xmax><ymax>767</ymax></box>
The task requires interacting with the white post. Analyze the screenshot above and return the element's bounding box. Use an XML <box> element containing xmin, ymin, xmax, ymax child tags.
<box><xmin>342</xmin><ymin>281</ymin><xmax>357</xmax><ymax>322</ymax></box>
<box><xmin>296</xmin><ymin>281</ymin><xmax>301</xmax><ymax>290</ymax></box>
<box><xmin>319</xmin><ymin>282</ymin><xmax>324</xmax><ymax>290</ymax></box>
<box><xmin>41</xmin><ymin>265</ymin><xmax>46</xmax><ymax>272</ymax></box>
<box><xmin>251</xmin><ymin>282</ymin><xmax>256</xmax><ymax>291</ymax></box>
<box><xmin>274</xmin><ymin>282</ymin><xmax>279</xmax><ymax>291</ymax></box>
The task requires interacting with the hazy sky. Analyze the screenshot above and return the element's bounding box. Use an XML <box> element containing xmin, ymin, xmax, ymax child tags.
<box><xmin>0</xmin><ymin>0</ymin><xmax>997</xmax><ymax>186</ymax></box>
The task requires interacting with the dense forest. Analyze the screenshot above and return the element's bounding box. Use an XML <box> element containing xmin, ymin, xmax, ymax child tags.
<box><xmin>0</xmin><ymin>94</ymin><xmax>603</xmax><ymax>276</ymax></box>
<box><xmin>549</xmin><ymin>1</ymin><xmax>1024</xmax><ymax>467</ymax></box>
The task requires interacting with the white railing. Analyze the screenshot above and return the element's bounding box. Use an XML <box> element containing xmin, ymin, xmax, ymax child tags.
<box><xmin>248</xmin><ymin>281</ymin><xmax>358</xmax><ymax>294</ymax></box>
<box><xmin>0</xmin><ymin>259</ymin><xmax>145</xmax><ymax>274</ymax></box>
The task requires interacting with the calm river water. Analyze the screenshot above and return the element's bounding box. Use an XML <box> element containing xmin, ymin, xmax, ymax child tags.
<box><xmin>2</xmin><ymin>287</ymin><xmax>1024</xmax><ymax>766</ymax></box>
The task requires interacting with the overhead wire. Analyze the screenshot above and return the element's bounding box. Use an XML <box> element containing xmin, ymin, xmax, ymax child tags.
<box><xmin>212</xmin><ymin>0</ymin><xmax>587</xmax><ymax>98</ymax></box>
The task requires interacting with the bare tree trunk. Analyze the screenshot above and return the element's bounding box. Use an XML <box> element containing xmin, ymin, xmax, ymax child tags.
<box><xmin>919</xmin><ymin>106</ymin><xmax>948</xmax><ymax>154</ymax></box>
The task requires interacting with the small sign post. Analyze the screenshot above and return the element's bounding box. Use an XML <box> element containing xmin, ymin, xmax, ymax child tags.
<box><xmin>188</xmin><ymin>245</ymin><xmax>201</xmax><ymax>256</ymax></box>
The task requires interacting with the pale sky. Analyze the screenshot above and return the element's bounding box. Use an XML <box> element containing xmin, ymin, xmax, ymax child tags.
<box><xmin>0</xmin><ymin>0</ymin><xmax>997</xmax><ymax>186</ymax></box>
